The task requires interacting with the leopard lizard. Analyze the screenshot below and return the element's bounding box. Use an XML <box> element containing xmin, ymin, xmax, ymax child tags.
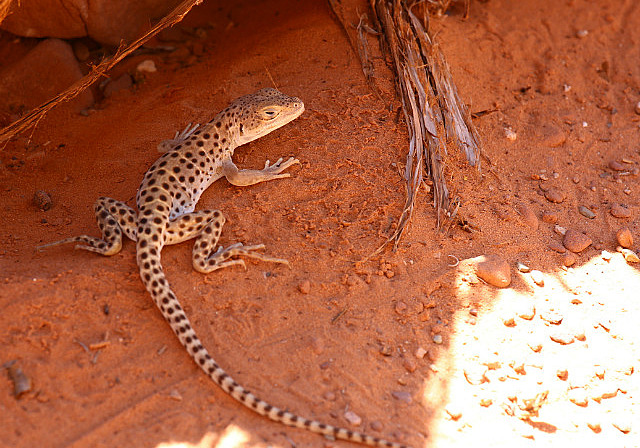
<box><xmin>39</xmin><ymin>88</ymin><xmax>408</xmax><ymax>448</ymax></box>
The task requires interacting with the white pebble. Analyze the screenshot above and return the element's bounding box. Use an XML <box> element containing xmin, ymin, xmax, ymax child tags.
<box><xmin>137</xmin><ymin>59</ymin><xmax>157</xmax><ymax>73</ymax></box>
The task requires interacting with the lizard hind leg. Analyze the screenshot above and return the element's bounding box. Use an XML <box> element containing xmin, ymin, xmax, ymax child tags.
<box><xmin>37</xmin><ymin>197</ymin><xmax>137</xmax><ymax>256</ymax></box>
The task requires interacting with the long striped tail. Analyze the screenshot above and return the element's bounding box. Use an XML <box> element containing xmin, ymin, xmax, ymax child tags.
<box><xmin>136</xmin><ymin>236</ymin><xmax>410</xmax><ymax>448</ymax></box>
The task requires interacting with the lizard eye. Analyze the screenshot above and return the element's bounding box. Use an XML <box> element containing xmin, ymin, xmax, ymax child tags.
<box><xmin>261</xmin><ymin>107</ymin><xmax>280</xmax><ymax>120</ymax></box>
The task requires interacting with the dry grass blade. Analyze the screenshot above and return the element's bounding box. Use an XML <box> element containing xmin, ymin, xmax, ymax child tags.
<box><xmin>0</xmin><ymin>0</ymin><xmax>203</xmax><ymax>146</ymax></box>
<box><xmin>0</xmin><ymin>0</ymin><xmax>10</xmax><ymax>24</ymax></box>
<box><xmin>369</xmin><ymin>0</ymin><xmax>480</xmax><ymax>253</ymax></box>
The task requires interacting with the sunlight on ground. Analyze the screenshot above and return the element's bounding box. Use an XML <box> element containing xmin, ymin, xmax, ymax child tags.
<box><xmin>156</xmin><ymin>425</ymin><xmax>251</xmax><ymax>448</ymax></box>
<box><xmin>422</xmin><ymin>251</ymin><xmax>639</xmax><ymax>447</ymax></box>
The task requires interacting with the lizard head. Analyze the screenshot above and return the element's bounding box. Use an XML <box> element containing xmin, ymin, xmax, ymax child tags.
<box><xmin>226</xmin><ymin>88</ymin><xmax>305</xmax><ymax>146</ymax></box>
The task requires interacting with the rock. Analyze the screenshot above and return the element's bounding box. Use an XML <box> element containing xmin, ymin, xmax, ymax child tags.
<box><xmin>1</xmin><ymin>0</ymin><xmax>183</xmax><ymax>46</ymax></box>
<box><xmin>544</xmin><ymin>188</ymin><xmax>566</xmax><ymax>203</ymax></box>
<box><xmin>554</xmin><ymin>225</ymin><xmax>567</xmax><ymax>236</ymax></box>
<box><xmin>414</xmin><ymin>347</ymin><xmax>427</xmax><ymax>359</ymax></box>
<box><xmin>445</xmin><ymin>406</ymin><xmax>462</xmax><ymax>421</ymax></box>
<box><xmin>578</xmin><ymin>205</ymin><xmax>596</xmax><ymax>219</ymax></box>
<box><xmin>601</xmin><ymin>250</ymin><xmax>613</xmax><ymax>261</ymax></box>
<box><xmin>550</xmin><ymin>332</ymin><xmax>574</xmax><ymax>344</ymax></box>
<box><xmin>568</xmin><ymin>388</ymin><xmax>588</xmax><ymax>407</ymax></box>
<box><xmin>541</xmin><ymin>212</ymin><xmax>559</xmax><ymax>224</ymax></box>
<box><xmin>612</xmin><ymin>420</ymin><xmax>632</xmax><ymax>434</ymax></box>
<box><xmin>0</xmin><ymin>38</ymin><xmax>93</xmax><ymax>114</ymax></box>
<box><xmin>540</xmin><ymin>309</ymin><xmax>563</xmax><ymax>324</ymax></box>
<box><xmin>517</xmin><ymin>204</ymin><xmax>539</xmax><ymax>230</ymax></box>
<box><xmin>503</xmin><ymin>317</ymin><xmax>516</xmax><ymax>327</ymax></box>
<box><xmin>344</xmin><ymin>410</ymin><xmax>362</xmax><ymax>426</ymax></box>
<box><xmin>516</xmin><ymin>262</ymin><xmax>531</xmax><ymax>273</ymax></box>
<box><xmin>556</xmin><ymin>369</ymin><xmax>568</xmax><ymax>380</ymax></box>
<box><xmin>617</xmin><ymin>247</ymin><xmax>640</xmax><ymax>263</ymax></box>
<box><xmin>563</xmin><ymin>230</ymin><xmax>592</xmax><ymax>253</ymax></box>
<box><xmin>587</xmin><ymin>421</ymin><xmax>602</xmax><ymax>433</ymax></box>
<box><xmin>137</xmin><ymin>59</ymin><xmax>157</xmax><ymax>73</ymax></box>
<box><xmin>530</xmin><ymin>270</ymin><xmax>544</xmax><ymax>286</ymax></box>
<box><xmin>528</xmin><ymin>342</ymin><xmax>543</xmax><ymax>352</ymax></box>
<box><xmin>616</xmin><ymin>227</ymin><xmax>633</xmax><ymax>248</ymax></box>
<box><xmin>635</xmin><ymin>101</ymin><xmax>640</xmax><ymax>115</ymax></box>
<box><xmin>432</xmin><ymin>334</ymin><xmax>443</xmax><ymax>344</ymax></box>
<box><xmin>608</xmin><ymin>160</ymin><xmax>625</xmax><ymax>171</ymax></box>
<box><xmin>298</xmin><ymin>280</ymin><xmax>311</xmax><ymax>294</ymax></box>
<box><xmin>103</xmin><ymin>73</ymin><xmax>133</xmax><ymax>98</ymax></box>
<box><xmin>610</xmin><ymin>203</ymin><xmax>631</xmax><ymax>218</ymax></box>
<box><xmin>402</xmin><ymin>358</ymin><xmax>417</xmax><ymax>373</ymax></box>
<box><xmin>549</xmin><ymin>240</ymin><xmax>566</xmax><ymax>253</ymax></box>
<box><xmin>563</xmin><ymin>252</ymin><xmax>577</xmax><ymax>267</ymax></box>
<box><xmin>391</xmin><ymin>391</ymin><xmax>412</xmax><ymax>404</ymax></box>
<box><xmin>473</xmin><ymin>255</ymin><xmax>511</xmax><ymax>288</ymax></box>
<box><xmin>463</xmin><ymin>366</ymin><xmax>487</xmax><ymax>385</ymax></box>
<box><xmin>33</xmin><ymin>190</ymin><xmax>53</xmax><ymax>211</ymax></box>
<box><xmin>517</xmin><ymin>303</ymin><xmax>536</xmax><ymax>320</ymax></box>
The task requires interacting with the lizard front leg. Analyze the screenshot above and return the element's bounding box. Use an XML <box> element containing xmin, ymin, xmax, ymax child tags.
<box><xmin>38</xmin><ymin>197</ymin><xmax>137</xmax><ymax>256</ymax></box>
<box><xmin>222</xmin><ymin>157</ymin><xmax>300</xmax><ymax>187</ymax></box>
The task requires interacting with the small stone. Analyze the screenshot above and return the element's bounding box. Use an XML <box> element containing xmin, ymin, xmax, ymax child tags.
<box><xmin>540</xmin><ymin>309</ymin><xmax>563</xmax><ymax>324</ymax></box>
<box><xmin>394</xmin><ymin>300</ymin><xmax>407</xmax><ymax>315</ymax></box>
<box><xmin>576</xmin><ymin>29</ymin><xmax>589</xmax><ymax>38</ymax></box>
<box><xmin>528</xmin><ymin>342</ymin><xmax>543</xmax><ymax>352</ymax></box>
<box><xmin>568</xmin><ymin>388</ymin><xmax>588</xmax><ymax>407</ymax></box>
<box><xmin>556</xmin><ymin>369</ymin><xmax>569</xmax><ymax>380</ymax></box>
<box><xmin>513</xmin><ymin>363</ymin><xmax>526</xmax><ymax>375</ymax></box>
<box><xmin>323</xmin><ymin>391</ymin><xmax>336</xmax><ymax>401</ymax></box>
<box><xmin>479</xmin><ymin>398</ymin><xmax>493</xmax><ymax>407</ymax></box>
<box><xmin>541</xmin><ymin>212</ymin><xmax>559</xmax><ymax>224</ymax></box>
<box><xmin>530</xmin><ymin>270</ymin><xmax>544</xmax><ymax>286</ymax></box>
<box><xmin>169</xmin><ymin>389</ymin><xmax>183</xmax><ymax>401</ymax></box>
<box><xmin>469</xmin><ymin>308</ymin><xmax>478</xmax><ymax>317</ymax></box>
<box><xmin>612</xmin><ymin>420</ymin><xmax>632</xmax><ymax>434</ymax></box>
<box><xmin>563</xmin><ymin>252</ymin><xmax>577</xmax><ymax>267</ymax></box>
<box><xmin>549</xmin><ymin>240</ymin><xmax>566</xmax><ymax>253</ymax></box>
<box><xmin>609</xmin><ymin>160</ymin><xmax>625</xmax><ymax>171</ymax></box>
<box><xmin>587</xmin><ymin>421</ymin><xmax>602</xmax><ymax>433</ymax></box>
<box><xmin>575</xmin><ymin>330</ymin><xmax>586</xmax><ymax>341</ymax></box>
<box><xmin>380</xmin><ymin>345</ymin><xmax>392</xmax><ymax>356</ymax></box>
<box><xmin>618</xmin><ymin>247</ymin><xmax>640</xmax><ymax>263</ymax></box>
<box><xmin>473</xmin><ymin>255</ymin><xmax>511</xmax><ymax>288</ymax></box>
<box><xmin>601</xmin><ymin>250</ymin><xmax>613</xmax><ymax>261</ymax></box>
<box><xmin>518</xmin><ymin>303</ymin><xmax>536</xmax><ymax>320</ymax></box>
<box><xmin>33</xmin><ymin>190</ymin><xmax>53</xmax><ymax>211</ymax></box>
<box><xmin>505</xmin><ymin>127</ymin><xmax>517</xmax><ymax>141</ymax></box>
<box><xmin>544</xmin><ymin>188</ymin><xmax>566</xmax><ymax>203</ymax></box>
<box><xmin>464</xmin><ymin>366</ymin><xmax>487</xmax><ymax>385</ymax></box>
<box><xmin>554</xmin><ymin>225</ymin><xmax>567</xmax><ymax>236</ymax></box>
<box><xmin>391</xmin><ymin>391</ymin><xmax>412</xmax><ymax>404</ymax></box>
<box><xmin>503</xmin><ymin>317</ymin><xmax>516</xmax><ymax>327</ymax></box>
<box><xmin>344</xmin><ymin>410</ymin><xmax>362</xmax><ymax>426</ymax></box>
<box><xmin>616</xmin><ymin>227</ymin><xmax>633</xmax><ymax>248</ymax></box>
<box><xmin>137</xmin><ymin>59</ymin><xmax>157</xmax><ymax>73</ymax></box>
<box><xmin>517</xmin><ymin>204</ymin><xmax>539</xmax><ymax>230</ymax></box>
<box><xmin>402</xmin><ymin>358</ymin><xmax>417</xmax><ymax>373</ymax></box>
<box><xmin>563</xmin><ymin>229</ymin><xmax>592</xmax><ymax>253</ymax></box>
<box><xmin>550</xmin><ymin>332</ymin><xmax>574</xmax><ymax>345</ymax></box>
<box><xmin>432</xmin><ymin>334</ymin><xmax>443</xmax><ymax>344</ymax></box>
<box><xmin>445</xmin><ymin>406</ymin><xmax>462</xmax><ymax>421</ymax></box>
<box><xmin>516</xmin><ymin>262</ymin><xmax>530</xmax><ymax>273</ymax></box>
<box><xmin>370</xmin><ymin>421</ymin><xmax>383</xmax><ymax>431</ymax></box>
<box><xmin>298</xmin><ymin>280</ymin><xmax>311</xmax><ymax>294</ymax></box>
<box><xmin>635</xmin><ymin>101</ymin><xmax>640</xmax><ymax>115</ymax></box>
<box><xmin>610</xmin><ymin>203</ymin><xmax>631</xmax><ymax>218</ymax></box>
<box><xmin>414</xmin><ymin>347</ymin><xmax>427</xmax><ymax>359</ymax></box>
<box><xmin>578</xmin><ymin>206</ymin><xmax>596</xmax><ymax>219</ymax></box>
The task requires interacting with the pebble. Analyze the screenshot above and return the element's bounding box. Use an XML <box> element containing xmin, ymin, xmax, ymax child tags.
<box><xmin>578</xmin><ymin>205</ymin><xmax>596</xmax><ymax>219</ymax></box>
<box><xmin>563</xmin><ymin>229</ymin><xmax>592</xmax><ymax>253</ymax></box>
<box><xmin>33</xmin><ymin>190</ymin><xmax>53</xmax><ymax>211</ymax></box>
<box><xmin>554</xmin><ymin>225</ymin><xmax>567</xmax><ymax>236</ymax></box>
<box><xmin>550</xmin><ymin>332</ymin><xmax>574</xmax><ymax>345</ymax></box>
<box><xmin>414</xmin><ymin>347</ymin><xmax>427</xmax><ymax>359</ymax></box>
<box><xmin>445</xmin><ymin>406</ymin><xmax>462</xmax><ymax>421</ymax></box>
<box><xmin>608</xmin><ymin>160</ymin><xmax>625</xmax><ymax>171</ymax></box>
<box><xmin>516</xmin><ymin>262</ymin><xmax>530</xmax><ymax>273</ymax></box>
<box><xmin>517</xmin><ymin>204</ymin><xmax>539</xmax><ymax>230</ymax></box>
<box><xmin>370</xmin><ymin>421</ymin><xmax>383</xmax><ymax>431</ymax></box>
<box><xmin>479</xmin><ymin>398</ymin><xmax>493</xmax><ymax>407</ymax></box>
<box><xmin>469</xmin><ymin>308</ymin><xmax>478</xmax><ymax>317</ymax></box>
<box><xmin>464</xmin><ymin>366</ymin><xmax>487</xmax><ymax>385</ymax></box>
<box><xmin>137</xmin><ymin>59</ymin><xmax>157</xmax><ymax>73</ymax></box>
<box><xmin>618</xmin><ymin>247</ymin><xmax>640</xmax><ymax>263</ymax></box>
<box><xmin>540</xmin><ymin>309</ymin><xmax>563</xmax><ymax>324</ymax></box>
<box><xmin>432</xmin><ymin>334</ymin><xmax>443</xmax><ymax>344</ymax></box>
<box><xmin>541</xmin><ymin>212</ymin><xmax>559</xmax><ymax>224</ymax></box>
<box><xmin>549</xmin><ymin>240</ymin><xmax>566</xmax><ymax>253</ymax></box>
<box><xmin>473</xmin><ymin>255</ymin><xmax>511</xmax><ymax>287</ymax></box>
<box><xmin>503</xmin><ymin>317</ymin><xmax>516</xmax><ymax>327</ymax></box>
<box><xmin>344</xmin><ymin>410</ymin><xmax>362</xmax><ymax>426</ymax></box>
<box><xmin>568</xmin><ymin>388</ymin><xmax>588</xmax><ymax>407</ymax></box>
<box><xmin>323</xmin><ymin>391</ymin><xmax>337</xmax><ymax>401</ymax></box>
<box><xmin>402</xmin><ymin>358</ymin><xmax>417</xmax><ymax>373</ymax></box>
<box><xmin>612</xmin><ymin>420</ymin><xmax>632</xmax><ymax>434</ymax></box>
<box><xmin>556</xmin><ymin>369</ymin><xmax>568</xmax><ymax>380</ymax></box>
<box><xmin>169</xmin><ymin>389</ymin><xmax>183</xmax><ymax>401</ymax></box>
<box><xmin>298</xmin><ymin>280</ymin><xmax>311</xmax><ymax>294</ymax></box>
<box><xmin>391</xmin><ymin>391</ymin><xmax>412</xmax><ymax>404</ymax></box>
<box><xmin>544</xmin><ymin>188</ymin><xmax>566</xmax><ymax>203</ymax></box>
<box><xmin>563</xmin><ymin>252</ymin><xmax>577</xmax><ymax>266</ymax></box>
<box><xmin>610</xmin><ymin>203</ymin><xmax>631</xmax><ymax>218</ymax></box>
<box><xmin>616</xmin><ymin>227</ymin><xmax>633</xmax><ymax>248</ymax></box>
<box><xmin>530</xmin><ymin>270</ymin><xmax>544</xmax><ymax>286</ymax></box>
<box><xmin>7</xmin><ymin>363</ymin><xmax>31</xmax><ymax>398</ymax></box>
<box><xmin>587</xmin><ymin>421</ymin><xmax>602</xmax><ymax>433</ymax></box>
<box><xmin>601</xmin><ymin>250</ymin><xmax>613</xmax><ymax>261</ymax></box>
<box><xmin>528</xmin><ymin>342</ymin><xmax>543</xmax><ymax>352</ymax></box>
<box><xmin>505</xmin><ymin>127</ymin><xmax>517</xmax><ymax>140</ymax></box>
<box><xmin>635</xmin><ymin>101</ymin><xmax>640</xmax><ymax>115</ymax></box>
<box><xmin>518</xmin><ymin>304</ymin><xmax>536</xmax><ymax>320</ymax></box>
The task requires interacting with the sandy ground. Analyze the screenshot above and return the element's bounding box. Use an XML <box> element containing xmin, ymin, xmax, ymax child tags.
<box><xmin>1</xmin><ymin>1</ymin><xmax>639</xmax><ymax>447</ymax></box>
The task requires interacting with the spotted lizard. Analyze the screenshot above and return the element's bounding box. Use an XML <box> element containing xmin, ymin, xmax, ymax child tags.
<box><xmin>39</xmin><ymin>88</ymin><xmax>408</xmax><ymax>448</ymax></box>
